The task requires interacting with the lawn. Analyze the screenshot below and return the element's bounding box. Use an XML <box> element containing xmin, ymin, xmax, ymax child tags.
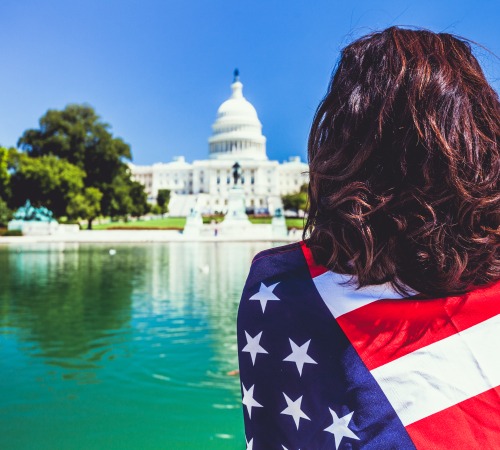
<box><xmin>93</xmin><ymin>217</ymin><xmax>187</xmax><ymax>230</ymax></box>
<box><xmin>285</xmin><ymin>218</ymin><xmax>306</xmax><ymax>229</ymax></box>
<box><xmin>92</xmin><ymin>216</ymin><xmax>305</xmax><ymax>230</ymax></box>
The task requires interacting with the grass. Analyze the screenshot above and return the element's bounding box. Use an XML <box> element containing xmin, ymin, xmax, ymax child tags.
<box><xmin>92</xmin><ymin>216</ymin><xmax>306</xmax><ymax>230</ymax></box>
<box><xmin>93</xmin><ymin>217</ymin><xmax>187</xmax><ymax>230</ymax></box>
<box><xmin>285</xmin><ymin>218</ymin><xmax>306</xmax><ymax>229</ymax></box>
<box><xmin>0</xmin><ymin>228</ymin><xmax>23</xmax><ymax>236</ymax></box>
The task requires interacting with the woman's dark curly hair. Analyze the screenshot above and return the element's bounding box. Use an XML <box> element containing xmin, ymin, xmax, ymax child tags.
<box><xmin>305</xmin><ymin>26</ymin><xmax>500</xmax><ymax>297</ymax></box>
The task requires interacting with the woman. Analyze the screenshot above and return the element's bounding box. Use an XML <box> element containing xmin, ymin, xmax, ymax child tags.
<box><xmin>237</xmin><ymin>27</ymin><xmax>500</xmax><ymax>449</ymax></box>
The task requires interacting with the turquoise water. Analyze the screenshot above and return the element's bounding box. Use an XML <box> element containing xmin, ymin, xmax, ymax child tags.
<box><xmin>0</xmin><ymin>242</ymin><xmax>277</xmax><ymax>450</ymax></box>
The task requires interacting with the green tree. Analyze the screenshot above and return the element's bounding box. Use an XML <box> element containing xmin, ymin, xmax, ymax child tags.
<box><xmin>156</xmin><ymin>189</ymin><xmax>170</xmax><ymax>214</ymax></box>
<box><xmin>18</xmin><ymin>104</ymin><xmax>131</xmax><ymax>180</ymax></box>
<box><xmin>282</xmin><ymin>183</ymin><xmax>308</xmax><ymax>212</ymax></box>
<box><xmin>0</xmin><ymin>198</ymin><xmax>12</xmax><ymax>227</ymax></box>
<box><xmin>17</xmin><ymin>104</ymin><xmax>146</xmax><ymax>218</ymax></box>
<box><xmin>0</xmin><ymin>146</ymin><xmax>12</xmax><ymax>201</ymax></box>
<box><xmin>100</xmin><ymin>177</ymin><xmax>134</xmax><ymax>220</ymax></box>
<box><xmin>9</xmin><ymin>154</ymin><xmax>85</xmax><ymax>217</ymax></box>
<box><xmin>67</xmin><ymin>187</ymin><xmax>103</xmax><ymax>229</ymax></box>
<box><xmin>129</xmin><ymin>181</ymin><xmax>150</xmax><ymax>217</ymax></box>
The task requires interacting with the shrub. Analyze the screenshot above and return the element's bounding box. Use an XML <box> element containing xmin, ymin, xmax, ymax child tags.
<box><xmin>1</xmin><ymin>229</ymin><xmax>23</xmax><ymax>236</ymax></box>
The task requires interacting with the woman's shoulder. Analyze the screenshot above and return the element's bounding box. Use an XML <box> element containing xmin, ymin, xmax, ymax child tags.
<box><xmin>251</xmin><ymin>241</ymin><xmax>302</xmax><ymax>264</ymax></box>
<box><xmin>248</xmin><ymin>241</ymin><xmax>327</xmax><ymax>282</ymax></box>
<box><xmin>238</xmin><ymin>241</ymin><xmax>330</xmax><ymax>326</ymax></box>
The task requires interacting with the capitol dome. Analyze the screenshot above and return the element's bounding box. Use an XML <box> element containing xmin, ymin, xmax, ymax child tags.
<box><xmin>208</xmin><ymin>70</ymin><xmax>267</xmax><ymax>160</ymax></box>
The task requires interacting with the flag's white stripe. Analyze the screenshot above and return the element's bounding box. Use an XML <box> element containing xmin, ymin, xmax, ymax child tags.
<box><xmin>312</xmin><ymin>271</ymin><xmax>406</xmax><ymax>318</ymax></box>
<box><xmin>371</xmin><ymin>314</ymin><xmax>500</xmax><ymax>426</ymax></box>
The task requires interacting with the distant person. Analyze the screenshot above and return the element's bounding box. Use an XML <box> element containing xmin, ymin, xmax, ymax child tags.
<box><xmin>237</xmin><ymin>27</ymin><xmax>500</xmax><ymax>449</ymax></box>
<box><xmin>211</xmin><ymin>219</ymin><xmax>219</xmax><ymax>237</ymax></box>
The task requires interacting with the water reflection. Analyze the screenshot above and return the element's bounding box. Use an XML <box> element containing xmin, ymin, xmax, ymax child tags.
<box><xmin>126</xmin><ymin>242</ymin><xmax>273</xmax><ymax>389</ymax></box>
<box><xmin>0</xmin><ymin>244</ymin><xmax>136</xmax><ymax>367</ymax></box>
<box><xmin>0</xmin><ymin>242</ymin><xmax>272</xmax><ymax>369</ymax></box>
<box><xmin>0</xmin><ymin>241</ymin><xmax>280</xmax><ymax>449</ymax></box>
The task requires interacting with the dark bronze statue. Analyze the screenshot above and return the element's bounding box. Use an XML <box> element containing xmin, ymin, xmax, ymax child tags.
<box><xmin>232</xmin><ymin>162</ymin><xmax>242</xmax><ymax>185</ymax></box>
<box><xmin>13</xmin><ymin>200</ymin><xmax>55</xmax><ymax>222</ymax></box>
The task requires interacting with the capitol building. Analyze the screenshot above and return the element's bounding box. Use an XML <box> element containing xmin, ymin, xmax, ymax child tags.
<box><xmin>130</xmin><ymin>71</ymin><xmax>308</xmax><ymax>216</ymax></box>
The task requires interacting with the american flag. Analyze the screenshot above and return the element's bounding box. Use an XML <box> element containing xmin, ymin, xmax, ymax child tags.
<box><xmin>237</xmin><ymin>241</ymin><xmax>500</xmax><ymax>449</ymax></box>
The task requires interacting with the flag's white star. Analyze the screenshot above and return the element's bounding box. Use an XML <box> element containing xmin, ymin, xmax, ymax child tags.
<box><xmin>242</xmin><ymin>383</ymin><xmax>263</xmax><ymax>419</ymax></box>
<box><xmin>324</xmin><ymin>409</ymin><xmax>360</xmax><ymax>449</ymax></box>
<box><xmin>280</xmin><ymin>393</ymin><xmax>311</xmax><ymax>430</ymax></box>
<box><xmin>283</xmin><ymin>338</ymin><xmax>317</xmax><ymax>376</ymax></box>
<box><xmin>249</xmin><ymin>282</ymin><xmax>280</xmax><ymax>312</ymax></box>
<box><xmin>242</xmin><ymin>331</ymin><xmax>268</xmax><ymax>365</ymax></box>
<box><xmin>282</xmin><ymin>446</ymin><xmax>301</xmax><ymax>450</ymax></box>
<box><xmin>246</xmin><ymin>438</ymin><xmax>253</xmax><ymax>450</ymax></box>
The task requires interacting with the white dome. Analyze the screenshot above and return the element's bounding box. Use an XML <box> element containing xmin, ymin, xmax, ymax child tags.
<box><xmin>216</xmin><ymin>82</ymin><xmax>259</xmax><ymax>119</ymax></box>
<box><xmin>209</xmin><ymin>71</ymin><xmax>267</xmax><ymax>160</ymax></box>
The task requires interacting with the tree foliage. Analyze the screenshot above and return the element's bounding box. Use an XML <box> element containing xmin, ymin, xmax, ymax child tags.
<box><xmin>67</xmin><ymin>187</ymin><xmax>103</xmax><ymax>229</ymax></box>
<box><xmin>18</xmin><ymin>104</ymin><xmax>131</xmax><ymax>179</ymax></box>
<box><xmin>0</xmin><ymin>198</ymin><xmax>12</xmax><ymax>227</ymax></box>
<box><xmin>282</xmin><ymin>183</ymin><xmax>308</xmax><ymax>212</ymax></box>
<box><xmin>17</xmin><ymin>104</ymin><xmax>148</xmax><ymax>220</ymax></box>
<box><xmin>0</xmin><ymin>146</ymin><xmax>12</xmax><ymax>202</ymax></box>
<box><xmin>156</xmin><ymin>189</ymin><xmax>170</xmax><ymax>214</ymax></box>
<box><xmin>129</xmin><ymin>181</ymin><xmax>150</xmax><ymax>217</ymax></box>
<box><xmin>9</xmin><ymin>154</ymin><xmax>85</xmax><ymax>217</ymax></box>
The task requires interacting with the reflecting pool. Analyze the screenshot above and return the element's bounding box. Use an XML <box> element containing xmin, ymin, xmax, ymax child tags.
<box><xmin>0</xmin><ymin>242</ymin><xmax>280</xmax><ymax>449</ymax></box>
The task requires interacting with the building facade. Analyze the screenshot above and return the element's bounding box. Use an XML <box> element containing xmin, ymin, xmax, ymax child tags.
<box><xmin>130</xmin><ymin>72</ymin><xmax>308</xmax><ymax>216</ymax></box>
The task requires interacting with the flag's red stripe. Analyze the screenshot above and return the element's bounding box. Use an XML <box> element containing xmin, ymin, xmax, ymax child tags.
<box><xmin>406</xmin><ymin>386</ymin><xmax>500</xmax><ymax>449</ymax></box>
<box><xmin>300</xmin><ymin>241</ymin><xmax>328</xmax><ymax>278</ymax></box>
<box><xmin>336</xmin><ymin>281</ymin><xmax>500</xmax><ymax>370</ymax></box>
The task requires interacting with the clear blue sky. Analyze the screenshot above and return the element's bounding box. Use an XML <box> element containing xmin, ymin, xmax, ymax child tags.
<box><xmin>0</xmin><ymin>0</ymin><xmax>498</xmax><ymax>165</ymax></box>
